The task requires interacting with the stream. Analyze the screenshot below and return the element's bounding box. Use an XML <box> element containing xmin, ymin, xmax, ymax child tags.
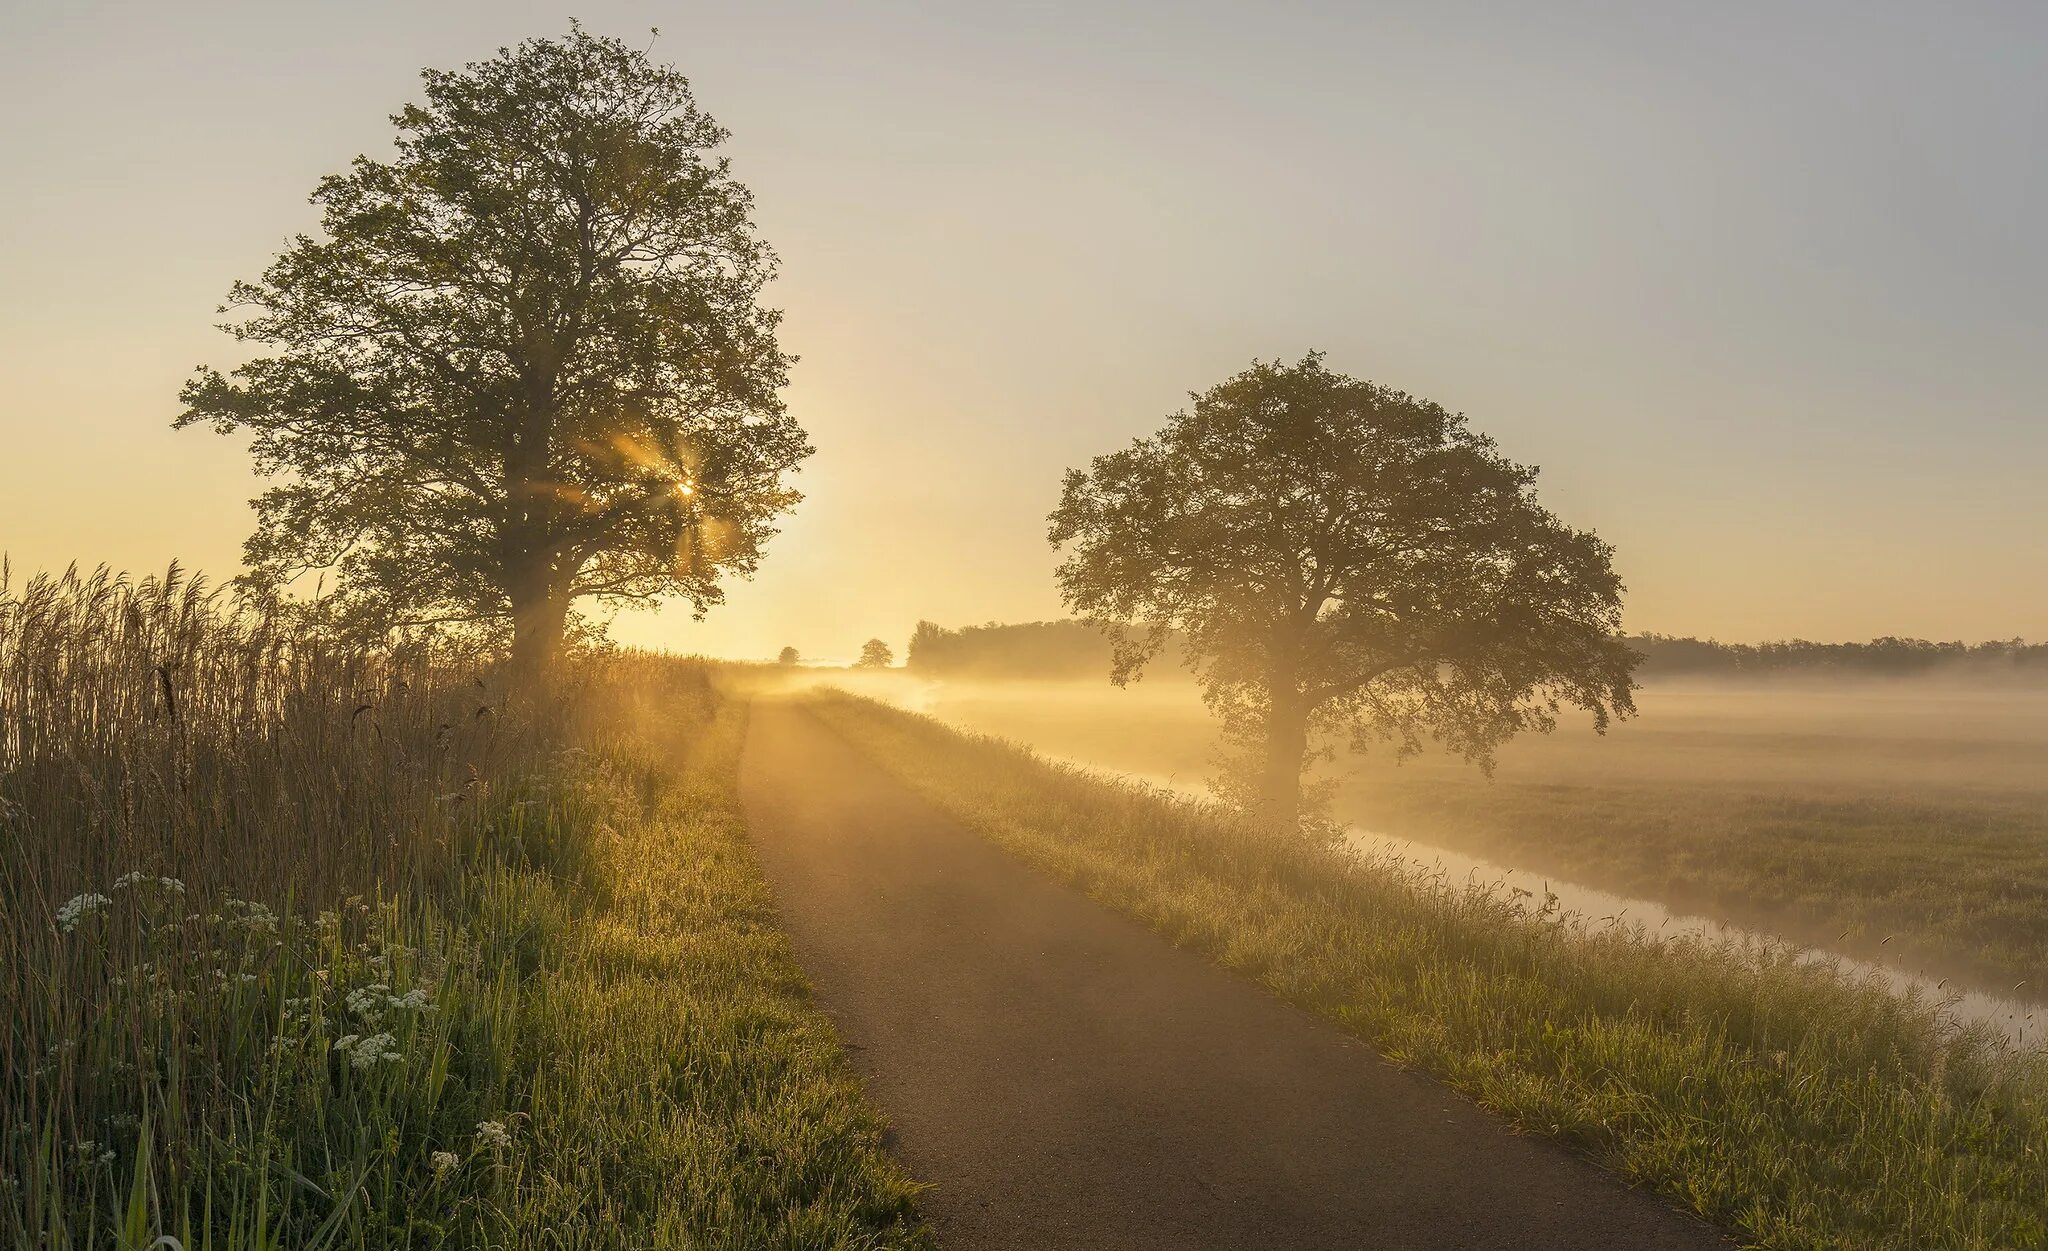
<box><xmin>1056</xmin><ymin>756</ymin><xmax>2045</xmax><ymax>1050</ymax></box>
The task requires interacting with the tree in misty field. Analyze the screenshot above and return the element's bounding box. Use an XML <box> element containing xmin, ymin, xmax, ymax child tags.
<box><xmin>777</xmin><ymin>645</ymin><xmax>800</xmax><ymax>665</ymax></box>
<box><xmin>906</xmin><ymin>620</ymin><xmax>946</xmax><ymax>670</ymax></box>
<box><xmin>178</xmin><ymin>27</ymin><xmax>810</xmax><ymax>684</ymax></box>
<box><xmin>856</xmin><ymin>639</ymin><xmax>894</xmax><ymax>668</ymax></box>
<box><xmin>1049</xmin><ymin>354</ymin><xmax>1638</xmax><ymax>834</ymax></box>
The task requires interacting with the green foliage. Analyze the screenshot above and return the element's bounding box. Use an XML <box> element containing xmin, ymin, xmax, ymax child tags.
<box><xmin>812</xmin><ymin>691</ymin><xmax>2048</xmax><ymax>1251</ymax></box>
<box><xmin>176</xmin><ymin>27</ymin><xmax>811</xmax><ymax>672</ymax></box>
<box><xmin>1048</xmin><ymin>353</ymin><xmax>1637</xmax><ymax>829</ymax></box>
<box><xmin>1048</xmin><ymin>354</ymin><xmax>1638</xmax><ymax>831</ymax></box>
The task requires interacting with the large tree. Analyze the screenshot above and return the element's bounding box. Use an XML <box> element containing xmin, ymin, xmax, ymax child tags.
<box><xmin>1049</xmin><ymin>354</ymin><xmax>1638</xmax><ymax>834</ymax></box>
<box><xmin>179</xmin><ymin>27</ymin><xmax>809</xmax><ymax>681</ymax></box>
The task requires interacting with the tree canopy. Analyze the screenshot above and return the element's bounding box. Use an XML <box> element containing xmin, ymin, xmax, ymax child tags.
<box><xmin>178</xmin><ymin>26</ymin><xmax>809</xmax><ymax>679</ymax></box>
<box><xmin>1049</xmin><ymin>353</ymin><xmax>1638</xmax><ymax>832</ymax></box>
<box><xmin>856</xmin><ymin>638</ymin><xmax>894</xmax><ymax>669</ymax></box>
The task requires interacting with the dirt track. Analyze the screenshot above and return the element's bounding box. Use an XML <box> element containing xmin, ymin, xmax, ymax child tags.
<box><xmin>739</xmin><ymin>699</ymin><xmax>1731</xmax><ymax>1250</ymax></box>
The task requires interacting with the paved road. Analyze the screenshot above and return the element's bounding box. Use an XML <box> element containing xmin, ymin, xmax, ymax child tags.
<box><xmin>740</xmin><ymin>699</ymin><xmax>1732</xmax><ymax>1250</ymax></box>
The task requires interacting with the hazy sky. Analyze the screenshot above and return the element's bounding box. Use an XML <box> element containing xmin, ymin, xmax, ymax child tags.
<box><xmin>3</xmin><ymin>1</ymin><xmax>2045</xmax><ymax>659</ymax></box>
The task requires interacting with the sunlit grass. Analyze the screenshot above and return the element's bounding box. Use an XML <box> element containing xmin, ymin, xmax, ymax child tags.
<box><xmin>1</xmin><ymin>565</ymin><xmax>930</xmax><ymax>1249</ymax></box>
<box><xmin>1345</xmin><ymin>771</ymin><xmax>2048</xmax><ymax>989</ymax></box>
<box><xmin>808</xmin><ymin>690</ymin><xmax>2048</xmax><ymax>1251</ymax></box>
<box><xmin>906</xmin><ymin>673</ymin><xmax>2048</xmax><ymax>993</ymax></box>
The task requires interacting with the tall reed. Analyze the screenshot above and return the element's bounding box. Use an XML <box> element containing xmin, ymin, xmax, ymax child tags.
<box><xmin>2</xmin><ymin>563</ymin><xmax>927</xmax><ymax>1248</ymax></box>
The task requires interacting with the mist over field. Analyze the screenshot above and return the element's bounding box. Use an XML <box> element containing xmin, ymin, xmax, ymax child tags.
<box><xmin>794</xmin><ymin>657</ymin><xmax>2048</xmax><ymax>1008</ymax></box>
<box><xmin>10</xmin><ymin>8</ymin><xmax>2048</xmax><ymax>1248</ymax></box>
<box><xmin>901</xmin><ymin>673</ymin><xmax>2048</xmax><ymax>799</ymax></box>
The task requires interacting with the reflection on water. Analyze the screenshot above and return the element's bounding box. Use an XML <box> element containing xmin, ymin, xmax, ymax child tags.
<box><xmin>1072</xmin><ymin>757</ymin><xmax>2043</xmax><ymax>1050</ymax></box>
<box><xmin>821</xmin><ymin>670</ymin><xmax>2044</xmax><ymax>1048</ymax></box>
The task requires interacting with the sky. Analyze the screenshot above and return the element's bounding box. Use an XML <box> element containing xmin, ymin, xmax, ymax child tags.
<box><xmin>2</xmin><ymin>1</ymin><xmax>2045</xmax><ymax>660</ymax></box>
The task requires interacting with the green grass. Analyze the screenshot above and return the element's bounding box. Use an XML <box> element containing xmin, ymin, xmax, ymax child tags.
<box><xmin>1</xmin><ymin>565</ymin><xmax>931</xmax><ymax>1249</ymax></box>
<box><xmin>1346</xmin><ymin>773</ymin><xmax>2048</xmax><ymax>991</ymax></box>
<box><xmin>806</xmin><ymin>689</ymin><xmax>2048</xmax><ymax>1251</ymax></box>
<box><xmin>906</xmin><ymin>675</ymin><xmax>2048</xmax><ymax>994</ymax></box>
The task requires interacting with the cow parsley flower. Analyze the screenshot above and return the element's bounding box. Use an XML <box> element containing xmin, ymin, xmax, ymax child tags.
<box><xmin>429</xmin><ymin>1150</ymin><xmax>461</xmax><ymax>1179</ymax></box>
<box><xmin>345</xmin><ymin>983</ymin><xmax>392</xmax><ymax>1022</ymax></box>
<box><xmin>56</xmin><ymin>893</ymin><xmax>112</xmax><ymax>932</ymax></box>
<box><xmin>225</xmin><ymin>899</ymin><xmax>278</xmax><ymax>936</ymax></box>
<box><xmin>331</xmin><ymin>1032</ymin><xmax>401</xmax><ymax>1069</ymax></box>
<box><xmin>112</xmin><ymin>872</ymin><xmax>184</xmax><ymax>894</ymax></box>
<box><xmin>476</xmin><ymin>1120</ymin><xmax>511</xmax><ymax>1149</ymax></box>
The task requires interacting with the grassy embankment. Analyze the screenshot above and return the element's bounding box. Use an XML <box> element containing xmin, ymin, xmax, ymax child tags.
<box><xmin>0</xmin><ymin>566</ymin><xmax>931</xmax><ymax>1250</ymax></box>
<box><xmin>1347</xmin><ymin>766</ymin><xmax>2048</xmax><ymax>992</ymax></box>
<box><xmin>912</xmin><ymin>676</ymin><xmax>2048</xmax><ymax>991</ymax></box>
<box><xmin>808</xmin><ymin>689</ymin><xmax>2048</xmax><ymax>1251</ymax></box>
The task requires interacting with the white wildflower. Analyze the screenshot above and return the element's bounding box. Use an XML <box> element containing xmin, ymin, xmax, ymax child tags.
<box><xmin>73</xmin><ymin>1140</ymin><xmax>114</xmax><ymax>1165</ymax></box>
<box><xmin>225</xmin><ymin>899</ymin><xmax>277</xmax><ymax>936</ymax></box>
<box><xmin>112</xmin><ymin>872</ymin><xmax>184</xmax><ymax>894</ymax></box>
<box><xmin>56</xmin><ymin>893</ymin><xmax>112</xmax><ymax>932</ymax></box>
<box><xmin>429</xmin><ymin>1150</ymin><xmax>461</xmax><ymax>1179</ymax></box>
<box><xmin>475</xmin><ymin>1120</ymin><xmax>511</xmax><ymax>1149</ymax></box>
<box><xmin>345</xmin><ymin>984</ymin><xmax>391</xmax><ymax>1021</ymax></box>
<box><xmin>387</xmin><ymin>987</ymin><xmax>433</xmax><ymax>1012</ymax></box>
<box><xmin>331</xmin><ymin>1032</ymin><xmax>400</xmax><ymax>1070</ymax></box>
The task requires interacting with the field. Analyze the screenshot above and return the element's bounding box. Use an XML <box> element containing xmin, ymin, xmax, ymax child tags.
<box><xmin>14</xmin><ymin>569</ymin><xmax>2048</xmax><ymax>1248</ymax></box>
<box><xmin>861</xmin><ymin>673</ymin><xmax>2048</xmax><ymax>995</ymax></box>
<box><xmin>0</xmin><ymin>568</ymin><xmax>932</xmax><ymax>1249</ymax></box>
<box><xmin>805</xmin><ymin>688</ymin><xmax>2048</xmax><ymax>1251</ymax></box>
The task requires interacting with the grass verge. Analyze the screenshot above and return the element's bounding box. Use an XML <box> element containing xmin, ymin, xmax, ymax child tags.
<box><xmin>807</xmin><ymin>689</ymin><xmax>2048</xmax><ymax>1251</ymax></box>
<box><xmin>1342</xmin><ymin>771</ymin><xmax>2048</xmax><ymax>992</ymax></box>
<box><xmin>1</xmin><ymin>565</ymin><xmax>930</xmax><ymax>1249</ymax></box>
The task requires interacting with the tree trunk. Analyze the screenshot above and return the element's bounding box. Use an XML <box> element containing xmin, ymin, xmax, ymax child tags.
<box><xmin>1257</xmin><ymin>689</ymin><xmax>1310</xmax><ymax>834</ymax></box>
<box><xmin>507</xmin><ymin>561</ymin><xmax>569</xmax><ymax>694</ymax></box>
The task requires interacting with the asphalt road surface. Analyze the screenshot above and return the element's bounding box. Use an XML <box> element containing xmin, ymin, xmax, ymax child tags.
<box><xmin>740</xmin><ymin>698</ymin><xmax>1732</xmax><ymax>1250</ymax></box>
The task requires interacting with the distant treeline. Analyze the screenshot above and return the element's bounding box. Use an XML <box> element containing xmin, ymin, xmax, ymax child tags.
<box><xmin>904</xmin><ymin>620</ymin><xmax>2048</xmax><ymax>682</ymax></box>
<box><xmin>905</xmin><ymin>619</ymin><xmax>1156</xmax><ymax>680</ymax></box>
<box><xmin>1629</xmin><ymin>634</ymin><xmax>2048</xmax><ymax>678</ymax></box>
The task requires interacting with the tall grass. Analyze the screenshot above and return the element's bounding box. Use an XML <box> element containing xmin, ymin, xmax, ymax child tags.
<box><xmin>1</xmin><ymin>564</ymin><xmax>929</xmax><ymax>1249</ymax></box>
<box><xmin>808</xmin><ymin>690</ymin><xmax>2048</xmax><ymax>1251</ymax></box>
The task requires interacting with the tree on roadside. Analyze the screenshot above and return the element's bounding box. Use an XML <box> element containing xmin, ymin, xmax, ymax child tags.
<box><xmin>777</xmin><ymin>645</ymin><xmax>800</xmax><ymax>666</ymax></box>
<box><xmin>1048</xmin><ymin>353</ymin><xmax>1638</xmax><ymax>834</ymax></box>
<box><xmin>856</xmin><ymin>639</ymin><xmax>894</xmax><ymax>668</ymax></box>
<box><xmin>178</xmin><ymin>27</ymin><xmax>810</xmax><ymax>687</ymax></box>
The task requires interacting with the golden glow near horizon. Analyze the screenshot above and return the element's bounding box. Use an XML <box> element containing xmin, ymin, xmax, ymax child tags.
<box><xmin>3</xmin><ymin>2</ymin><xmax>2046</xmax><ymax>661</ymax></box>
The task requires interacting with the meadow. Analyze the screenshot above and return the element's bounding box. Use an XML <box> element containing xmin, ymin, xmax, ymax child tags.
<box><xmin>877</xmin><ymin>673</ymin><xmax>2048</xmax><ymax>994</ymax></box>
<box><xmin>805</xmin><ymin>688</ymin><xmax>2048</xmax><ymax>1251</ymax></box>
<box><xmin>0</xmin><ymin>566</ymin><xmax>931</xmax><ymax>1249</ymax></box>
